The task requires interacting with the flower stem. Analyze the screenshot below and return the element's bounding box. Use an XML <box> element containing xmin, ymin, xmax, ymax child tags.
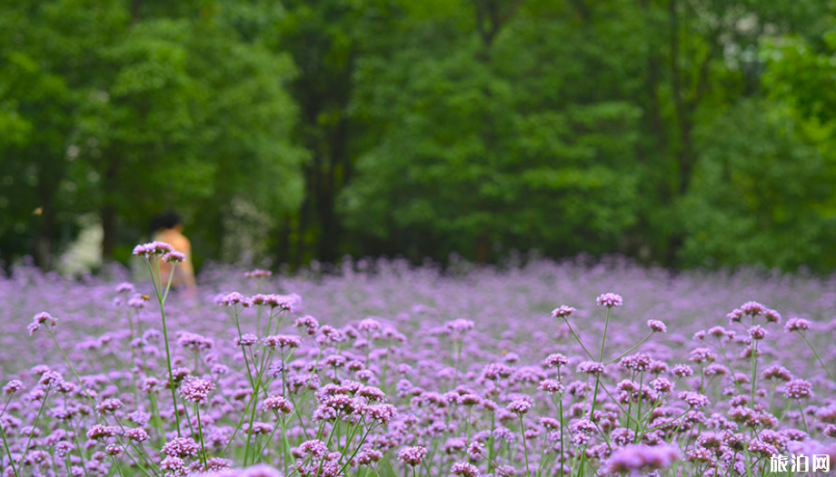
<box><xmin>0</xmin><ymin>424</ymin><xmax>19</xmax><ymax>477</ymax></box>
<box><xmin>796</xmin><ymin>399</ymin><xmax>809</xmax><ymax>434</ymax></box>
<box><xmin>18</xmin><ymin>387</ymin><xmax>50</xmax><ymax>468</ymax></box>
<box><xmin>148</xmin><ymin>259</ymin><xmax>182</xmax><ymax>437</ymax></box>
<box><xmin>605</xmin><ymin>332</ymin><xmax>653</xmax><ymax>365</ymax></box>
<box><xmin>800</xmin><ymin>332</ymin><xmax>835</xmax><ymax>383</ymax></box>
<box><xmin>519</xmin><ymin>415</ymin><xmax>531</xmax><ymax>477</ymax></box>
<box><xmin>196</xmin><ymin>404</ymin><xmax>208</xmax><ymax>469</ymax></box>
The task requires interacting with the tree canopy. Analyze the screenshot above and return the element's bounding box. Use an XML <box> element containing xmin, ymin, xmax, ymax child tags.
<box><xmin>1</xmin><ymin>0</ymin><xmax>835</xmax><ymax>273</ymax></box>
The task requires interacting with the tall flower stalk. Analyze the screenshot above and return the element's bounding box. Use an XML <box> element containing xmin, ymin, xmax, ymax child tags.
<box><xmin>134</xmin><ymin>241</ymin><xmax>186</xmax><ymax>437</ymax></box>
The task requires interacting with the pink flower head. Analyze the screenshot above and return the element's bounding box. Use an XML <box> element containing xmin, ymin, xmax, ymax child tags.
<box><xmin>3</xmin><ymin>380</ymin><xmax>24</xmax><ymax>395</ymax></box>
<box><xmin>578</xmin><ymin>361</ymin><xmax>605</xmax><ymax>375</ymax></box>
<box><xmin>763</xmin><ymin>309</ymin><xmax>781</xmax><ymax>324</ymax></box>
<box><xmin>762</xmin><ymin>365</ymin><xmax>793</xmax><ymax>382</ymax></box>
<box><xmin>782</xmin><ymin>379</ymin><xmax>813</xmax><ymax>400</ymax></box>
<box><xmin>398</xmin><ymin>446</ymin><xmax>428</xmax><ymax>466</ymax></box>
<box><xmin>740</xmin><ymin>301</ymin><xmax>766</xmax><ymax>316</ymax></box>
<box><xmin>298</xmin><ymin>440</ymin><xmax>329</xmax><ymax>458</ymax></box>
<box><xmin>785</xmin><ymin>318</ymin><xmax>811</xmax><ymax>332</ymax></box>
<box><xmin>367</xmin><ymin>403</ymin><xmax>397</xmax><ymax>424</ymax></box>
<box><xmin>160</xmin><ymin>456</ymin><xmax>184</xmax><ymax>473</ymax></box>
<box><xmin>596</xmin><ymin>293</ymin><xmax>623</xmax><ymax>307</ymax></box>
<box><xmin>263</xmin><ymin>395</ymin><xmax>294</xmax><ymax>414</ymax></box>
<box><xmin>264</xmin><ymin>334</ymin><xmax>302</xmax><ymax>350</ymax></box>
<box><xmin>96</xmin><ymin>398</ymin><xmax>124</xmax><ymax>415</ymax></box>
<box><xmin>748</xmin><ymin>325</ymin><xmax>767</xmax><ymax>340</ymax></box>
<box><xmin>33</xmin><ymin>312</ymin><xmax>57</xmax><ymax>328</ymax></box>
<box><xmin>115</xmin><ymin>282</ymin><xmax>135</xmax><ymax>294</ymax></box>
<box><xmin>263</xmin><ymin>293</ymin><xmax>302</xmax><ymax>311</ymax></box>
<box><xmin>678</xmin><ymin>391</ymin><xmax>710</xmax><ymax>408</ymax></box>
<box><xmin>538</xmin><ymin>379</ymin><xmax>564</xmax><ymax>394</ymax></box>
<box><xmin>162</xmin><ymin>251</ymin><xmax>186</xmax><ymax>263</ymax></box>
<box><xmin>87</xmin><ymin>425</ymin><xmax>122</xmax><ymax>440</ymax></box>
<box><xmin>451</xmin><ymin>462</ymin><xmax>478</xmax><ymax>477</ymax></box>
<box><xmin>647</xmin><ymin>320</ymin><xmax>667</xmax><ymax>333</ymax></box>
<box><xmin>241</xmin><ymin>465</ymin><xmax>283</xmax><ymax>477</ymax></box>
<box><xmin>180</xmin><ymin>377</ymin><xmax>215</xmax><ymax>404</ymax></box>
<box><xmin>672</xmin><ymin>364</ymin><xmax>694</xmax><ymax>377</ymax></box>
<box><xmin>688</xmin><ymin>348</ymin><xmax>716</xmax><ymax>364</ymax></box>
<box><xmin>105</xmin><ymin>444</ymin><xmax>124</xmax><ymax>456</ymax></box>
<box><xmin>295</xmin><ymin>315</ymin><xmax>320</xmax><ymax>335</ymax></box>
<box><xmin>727</xmin><ymin>308</ymin><xmax>744</xmax><ymax>323</ymax></box>
<box><xmin>132</xmin><ymin>241</ymin><xmax>174</xmax><ymax>257</ymax></box>
<box><xmin>161</xmin><ymin>437</ymin><xmax>200</xmax><ymax>458</ymax></box>
<box><xmin>218</xmin><ymin>292</ymin><xmax>251</xmax><ymax>307</ymax></box>
<box><xmin>126</xmin><ymin>428</ymin><xmax>150</xmax><ymax>443</ymax></box>
<box><xmin>178</xmin><ymin>332</ymin><xmax>214</xmax><ymax>351</ymax></box>
<box><xmin>444</xmin><ymin>319</ymin><xmax>475</xmax><ymax>334</ymax></box>
<box><xmin>543</xmin><ymin>353</ymin><xmax>568</xmax><ymax>368</ymax></box>
<box><xmin>603</xmin><ymin>444</ymin><xmax>680</xmax><ymax>475</ymax></box>
<box><xmin>245</xmin><ymin>269</ymin><xmax>272</xmax><ymax>279</ymax></box>
<box><xmin>506</xmin><ymin>397</ymin><xmax>533</xmax><ymax>415</ymax></box>
<box><xmin>236</xmin><ymin>334</ymin><xmax>259</xmax><ymax>347</ymax></box>
<box><xmin>551</xmin><ymin>305</ymin><xmax>576</xmax><ymax>318</ymax></box>
<box><xmin>358</xmin><ymin>318</ymin><xmax>382</xmax><ymax>334</ymax></box>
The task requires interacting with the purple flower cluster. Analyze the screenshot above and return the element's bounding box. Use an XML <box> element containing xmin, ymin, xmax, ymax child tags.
<box><xmin>0</xmin><ymin>255</ymin><xmax>834</xmax><ymax>477</ymax></box>
<box><xmin>603</xmin><ymin>444</ymin><xmax>680</xmax><ymax>474</ymax></box>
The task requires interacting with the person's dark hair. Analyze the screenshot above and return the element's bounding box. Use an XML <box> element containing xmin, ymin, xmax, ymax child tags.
<box><xmin>149</xmin><ymin>211</ymin><xmax>182</xmax><ymax>235</ymax></box>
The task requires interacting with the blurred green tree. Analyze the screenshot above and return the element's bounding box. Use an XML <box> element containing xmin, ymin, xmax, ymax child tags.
<box><xmin>1</xmin><ymin>0</ymin><xmax>835</xmax><ymax>273</ymax></box>
<box><xmin>0</xmin><ymin>0</ymin><xmax>304</xmax><ymax>267</ymax></box>
<box><xmin>341</xmin><ymin>0</ymin><xmax>643</xmax><ymax>262</ymax></box>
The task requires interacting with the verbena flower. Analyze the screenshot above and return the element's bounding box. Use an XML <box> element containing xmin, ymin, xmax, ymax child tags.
<box><xmin>782</xmin><ymin>379</ymin><xmax>813</xmax><ymax>399</ymax></box>
<box><xmin>398</xmin><ymin>446</ymin><xmax>427</xmax><ymax>466</ymax></box>
<box><xmin>596</xmin><ymin>293</ymin><xmax>623</xmax><ymax>307</ymax></box>
<box><xmin>603</xmin><ymin>444</ymin><xmax>680</xmax><ymax>475</ymax></box>
<box><xmin>551</xmin><ymin>305</ymin><xmax>576</xmax><ymax>318</ymax></box>
<box><xmin>647</xmin><ymin>319</ymin><xmax>667</xmax><ymax>333</ymax></box>
<box><xmin>181</xmin><ymin>377</ymin><xmax>215</xmax><ymax>404</ymax></box>
<box><xmin>161</xmin><ymin>437</ymin><xmax>200</xmax><ymax>458</ymax></box>
<box><xmin>785</xmin><ymin>317</ymin><xmax>811</xmax><ymax>332</ymax></box>
<box><xmin>132</xmin><ymin>241</ymin><xmax>174</xmax><ymax>257</ymax></box>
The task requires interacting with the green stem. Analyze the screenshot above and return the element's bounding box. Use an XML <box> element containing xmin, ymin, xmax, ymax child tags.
<box><xmin>520</xmin><ymin>415</ymin><xmax>531</xmax><ymax>477</ymax></box>
<box><xmin>149</xmin><ymin>393</ymin><xmax>165</xmax><ymax>445</ymax></box>
<box><xmin>796</xmin><ymin>399</ymin><xmax>808</xmax><ymax>434</ymax></box>
<box><xmin>0</xmin><ymin>424</ymin><xmax>19</xmax><ymax>477</ymax></box>
<box><xmin>179</xmin><ymin>397</ymin><xmax>197</xmax><ymax>439</ymax></box>
<box><xmin>717</xmin><ymin>339</ymin><xmax>744</xmax><ymax>394</ymax></box>
<box><xmin>196</xmin><ymin>404</ymin><xmax>208</xmax><ymax>469</ymax></box>
<box><xmin>486</xmin><ymin>413</ymin><xmax>496</xmax><ymax>475</ymax></box>
<box><xmin>605</xmin><ymin>333</ymin><xmax>653</xmax><ymax>365</ymax></box>
<box><xmin>336</xmin><ymin>425</ymin><xmax>375</xmax><ymax>477</ymax></box>
<box><xmin>800</xmin><ymin>332</ymin><xmax>835</xmax><ymax>383</ymax></box>
<box><xmin>561</xmin><ymin>318</ymin><xmax>595</xmax><ymax>360</ymax></box>
<box><xmin>18</xmin><ymin>387</ymin><xmax>50</xmax><ymax>468</ymax></box>
<box><xmin>67</xmin><ymin>419</ymin><xmax>91</xmax><ymax>477</ymax></box>
<box><xmin>148</xmin><ymin>259</ymin><xmax>182</xmax><ymax>437</ymax></box>
<box><xmin>222</xmin><ymin>375</ymin><xmax>262</xmax><ymax>456</ymax></box>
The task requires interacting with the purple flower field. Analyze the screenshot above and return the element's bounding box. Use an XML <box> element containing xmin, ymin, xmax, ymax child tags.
<box><xmin>2</xmin><ymin>248</ymin><xmax>836</xmax><ymax>477</ymax></box>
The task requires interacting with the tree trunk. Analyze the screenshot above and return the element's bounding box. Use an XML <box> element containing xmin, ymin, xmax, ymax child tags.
<box><xmin>101</xmin><ymin>157</ymin><xmax>120</xmax><ymax>261</ymax></box>
<box><xmin>35</xmin><ymin>207</ymin><xmax>55</xmax><ymax>270</ymax></box>
<box><xmin>101</xmin><ymin>204</ymin><xmax>117</xmax><ymax>261</ymax></box>
<box><xmin>476</xmin><ymin>234</ymin><xmax>490</xmax><ymax>263</ymax></box>
<box><xmin>34</xmin><ymin>160</ymin><xmax>60</xmax><ymax>269</ymax></box>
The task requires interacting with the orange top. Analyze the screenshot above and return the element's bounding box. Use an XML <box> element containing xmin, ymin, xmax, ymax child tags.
<box><xmin>153</xmin><ymin>229</ymin><xmax>196</xmax><ymax>291</ymax></box>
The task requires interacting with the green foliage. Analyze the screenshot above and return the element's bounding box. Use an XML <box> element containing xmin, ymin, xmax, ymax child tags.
<box><xmin>341</xmin><ymin>1</ymin><xmax>644</xmax><ymax>262</ymax></box>
<box><xmin>1</xmin><ymin>0</ymin><xmax>836</xmax><ymax>272</ymax></box>
<box><xmin>679</xmin><ymin>100</ymin><xmax>836</xmax><ymax>270</ymax></box>
<box><xmin>0</xmin><ymin>0</ymin><xmax>303</xmax><ymax>267</ymax></box>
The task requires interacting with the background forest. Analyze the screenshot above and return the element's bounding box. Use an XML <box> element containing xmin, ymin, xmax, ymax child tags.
<box><xmin>2</xmin><ymin>0</ymin><xmax>836</xmax><ymax>273</ymax></box>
